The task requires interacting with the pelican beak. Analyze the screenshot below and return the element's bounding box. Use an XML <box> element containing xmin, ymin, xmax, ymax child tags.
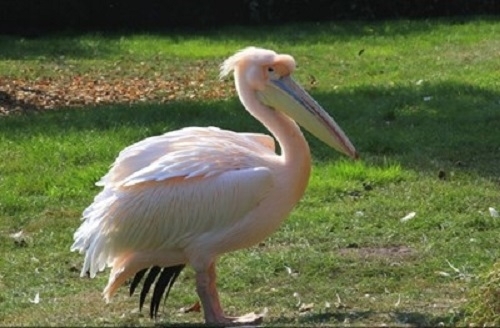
<box><xmin>257</xmin><ymin>76</ymin><xmax>358</xmax><ymax>159</ymax></box>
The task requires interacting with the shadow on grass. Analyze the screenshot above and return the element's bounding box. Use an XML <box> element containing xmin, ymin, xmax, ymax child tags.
<box><xmin>1</xmin><ymin>80</ymin><xmax>498</xmax><ymax>178</ymax></box>
<box><xmin>250</xmin><ymin>309</ymin><xmax>462</xmax><ymax>327</ymax></box>
<box><xmin>269</xmin><ymin>310</ymin><xmax>374</xmax><ymax>325</ymax></box>
<box><xmin>0</xmin><ymin>16</ymin><xmax>497</xmax><ymax>60</ymax></box>
<box><xmin>391</xmin><ymin>310</ymin><xmax>465</xmax><ymax>326</ymax></box>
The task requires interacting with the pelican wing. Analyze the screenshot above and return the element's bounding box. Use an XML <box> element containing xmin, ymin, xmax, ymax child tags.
<box><xmin>74</xmin><ymin>167</ymin><xmax>274</xmax><ymax>278</ymax></box>
<box><xmin>71</xmin><ymin>128</ymin><xmax>277</xmax><ymax>278</ymax></box>
<box><xmin>240</xmin><ymin>133</ymin><xmax>275</xmax><ymax>152</ymax></box>
<box><xmin>122</xmin><ymin>142</ymin><xmax>263</xmax><ymax>186</ymax></box>
<box><xmin>98</xmin><ymin>127</ymin><xmax>275</xmax><ymax>187</ymax></box>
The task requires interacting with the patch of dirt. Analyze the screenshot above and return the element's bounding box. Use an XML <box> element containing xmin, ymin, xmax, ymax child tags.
<box><xmin>338</xmin><ymin>245</ymin><xmax>414</xmax><ymax>260</ymax></box>
<box><xmin>0</xmin><ymin>63</ymin><xmax>234</xmax><ymax>115</ymax></box>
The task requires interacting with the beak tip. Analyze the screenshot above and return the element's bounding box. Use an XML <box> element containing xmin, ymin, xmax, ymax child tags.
<box><xmin>348</xmin><ymin>150</ymin><xmax>359</xmax><ymax>160</ymax></box>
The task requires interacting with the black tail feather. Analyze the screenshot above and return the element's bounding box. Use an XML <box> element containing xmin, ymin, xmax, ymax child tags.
<box><xmin>150</xmin><ymin>265</ymin><xmax>185</xmax><ymax>318</ymax></box>
<box><xmin>139</xmin><ymin>266</ymin><xmax>161</xmax><ymax>311</ymax></box>
<box><xmin>129</xmin><ymin>268</ymin><xmax>148</xmax><ymax>296</ymax></box>
<box><xmin>129</xmin><ymin>264</ymin><xmax>186</xmax><ymax>319</ymax></box>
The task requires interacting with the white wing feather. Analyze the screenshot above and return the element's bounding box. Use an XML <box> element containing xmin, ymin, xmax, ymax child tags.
<box><xmin>97</xmin><ymin>127</ymin><xmax>275</xmax><ymax>187</ymax></box>
<box><xmin>240</xmin><ymin>133</ymin><xmax>275</xmax><ymax>152</ymax></box>
<box><xmin>71</xmin><ymin>127</ymin><xmax>277</xmax><ymax>278</ymax></box>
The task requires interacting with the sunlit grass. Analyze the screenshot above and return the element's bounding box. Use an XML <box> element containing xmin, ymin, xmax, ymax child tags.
<box><xmin>0</xmin><ymin>17</ymin><xmax>499</xmax><ymax>326</ymax></box>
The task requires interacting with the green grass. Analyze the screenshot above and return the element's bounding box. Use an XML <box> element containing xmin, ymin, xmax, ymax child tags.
<box><xmin>1</xmin><ymin>17</ymin><xmax>499</xmax><ymax>326</ymax></box>
<box><xmin>465</xmin><ymin>262</ymin><xmax>500</xmax><ymax>326</ymax></box>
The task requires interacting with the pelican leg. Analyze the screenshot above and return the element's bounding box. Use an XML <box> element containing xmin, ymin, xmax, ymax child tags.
<box><xmin>196</xmin><ymin>262</ymin><xmax>264</xmax><ymax>325</ymax></box>
<box><xmin>196</xmin><ymin>261</ymin><xmax>225</xmax><ymax>323</ymax></box>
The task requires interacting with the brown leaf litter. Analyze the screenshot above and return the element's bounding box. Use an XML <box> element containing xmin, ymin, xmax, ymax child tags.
<box><xmin>0</xmin><ymin>62</ymin><xmax>234</xmax><ymax>115</ymax></box>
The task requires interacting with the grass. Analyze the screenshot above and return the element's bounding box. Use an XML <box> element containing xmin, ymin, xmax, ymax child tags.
<box><xmin>0</xmin><ymin>17</ymin><xmax>499</xmax><ymax>326</ymax></box>
<box><xmin>465</xmin><ymin>262</ymin><xmax>500</xmax><ymax>326</ymax></box>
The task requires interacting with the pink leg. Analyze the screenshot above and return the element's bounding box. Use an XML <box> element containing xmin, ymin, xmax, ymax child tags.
<box><xmin>195</xmin><ymin>261</ymin><xmax>264</xmax><ymax>324</ymax></box>
<box><xmin>195</xmin><ymin>261</ymin><xmax>226</xmax><ymax>323</ymax></box>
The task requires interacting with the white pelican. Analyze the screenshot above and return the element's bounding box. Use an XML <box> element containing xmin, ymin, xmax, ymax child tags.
<box><xmin>71</xmin><ymin>47</ymin><xmax>358</xmax><ymax>324</ymax></box>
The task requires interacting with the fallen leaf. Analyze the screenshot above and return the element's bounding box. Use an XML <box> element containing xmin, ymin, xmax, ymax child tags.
<box><xmin>293</xmin><ymin>292</ymin><xmax>301</xmax><ymax>306</ymax></box>
<box><xmin>284</xmin><ymin>266</ymin><xmax>299</xmax><ymax>277</ymax></box>
<box><xmin>299</xmin><ymin>303</ymin><xmax>314</xmax><ymax>313</ymax></box>
<box><xmin>179</xmin><ymin>301</ymin><xmax>201</xmax><ymax>313</ymax></box>
<box><xmin>394</xmin><ymin>294</ymin><xmax>401</xmax><ymax>307</ymax></box>
<box><xmin>9</xmin><ymin>230</ymin><xmax>28</xmax><ymax>247</ymax></box>
<box><xmin>309</xmin><ymin>75</ymin><xmax>317</xmax><ymax>87</ymax></box>
<box><xmin>29</xmin><ymin>292</ymin><xmax>40</xmax><ymax>304</ymax></box>
<box><xmin>446</xmin><ymin>259</ymin><xmax>460</xmax><ymax>273</ymax></box>
<box><xmin>9</xmin><ymin>230</ymin><xmax>24</xmax><ymax>240</ymax></box>
<box><xmin>400</xmin><ymin>212</ymin><xmax>416</xmax><ymax>222</ymax></box>
<box><xmin>334</xmin><ymin>293</ymin><xmax>346</xmax><ymax>309</ymax></box>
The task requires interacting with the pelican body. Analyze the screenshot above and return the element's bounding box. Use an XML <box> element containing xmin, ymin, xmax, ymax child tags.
<box><xmin>71</xmin><ymin>47</ymin><xmax>357</xmax><ymax>324</ymax></box>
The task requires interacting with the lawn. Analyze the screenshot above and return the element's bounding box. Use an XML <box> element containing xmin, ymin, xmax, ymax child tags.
<box><xmin>0</xmin><ymin>17</ymin><xmax>499</xmax><ymax>326</ymax></box>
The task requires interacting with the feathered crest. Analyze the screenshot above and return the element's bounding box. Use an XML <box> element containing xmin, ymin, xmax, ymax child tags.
<box><xmin>219</xmin><ymin>47</ymin><xmax>277</xmax><ymax>79</ymax></box>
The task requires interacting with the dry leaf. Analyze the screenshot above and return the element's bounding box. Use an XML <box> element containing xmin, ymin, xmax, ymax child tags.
<box><xmin>293</xmin><ymin>292</ymin><xmax>301</xmax><ymax>306</ymax></box>
<box><xmin>9</xmin><ymin>230</ymin><xmax>24</xmax><ymax>240</ymax></box>
<box><xmin>284</xmin><ymin>266</ymin><xmax>299</xmax><ymax>277</ymax></box>
<box><xmin>9</xmin><ymin>230</ymin><xmax>28</xmax><ymax>246</ymax></box>
<box><xmin>400</xmin><ymin>212</ymin><xmax>416</xmax><ymax>222</ymax></box>
<box><xmin>179</xmin><ymin>301</ymin><xmax>201</xmax><ymax>313</ymax></box>
<box><xmin>394</xmin><ymin>294</ymin><xmax>401</xmax><ymax>307</ymax></box>
<box><xmin>334</xmin><ymin>293</ymin><xmax>346</xmax><ymax>309</ymax></box>
<box><xmin>29</xmin><ymin>292</ymin><xmax>40</xmax><ymax>304</ymax></box>
<box><xmin>299</xmin><ymin>303</ymin><xmax>314</xmax><ymax>313</ymax></box>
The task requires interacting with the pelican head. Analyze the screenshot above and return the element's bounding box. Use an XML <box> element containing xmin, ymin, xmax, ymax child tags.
<box><xmin>221</xmin><ymin>47</ymin><xmax>358</xmax><ymax>159</ymax></box>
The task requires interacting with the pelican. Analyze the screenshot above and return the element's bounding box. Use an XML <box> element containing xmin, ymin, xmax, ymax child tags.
<box><xmin>71</xmin><ymin>47</ymin><xmax>358</xmax><ymax>324</ymax></box>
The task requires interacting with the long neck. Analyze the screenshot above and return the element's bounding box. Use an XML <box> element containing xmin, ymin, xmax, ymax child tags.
<box><xmin>234</xmin><ymin>70</ymin><xmax>312</xmax><ymax>199</ymax></box>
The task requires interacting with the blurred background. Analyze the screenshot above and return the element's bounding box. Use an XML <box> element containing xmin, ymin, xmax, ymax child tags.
<box><xmin>1</xmin><ymin>0</ymin><xmax>498</xmax><ymax>36</ymax></box>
